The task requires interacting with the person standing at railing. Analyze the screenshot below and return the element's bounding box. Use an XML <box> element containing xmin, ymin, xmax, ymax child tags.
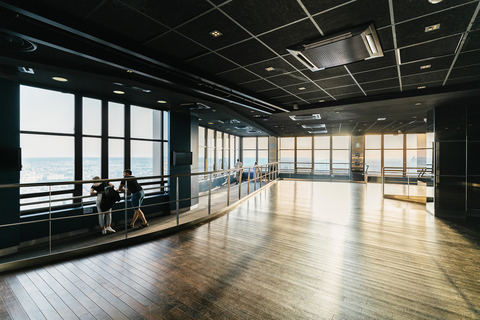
<box><xmin>118</xmin><ymin>169</ymin><xmax>149</xmax><ymax>229</ymax></box>
<box><xmin>235</xmin><ymin>159</ymin><xmax>243</xmax><ymax>184</ymax></box>
<box><xmin>90</xmin><ymin>176</ymin><xmax>116</xmax><ymax>235</ymax></box>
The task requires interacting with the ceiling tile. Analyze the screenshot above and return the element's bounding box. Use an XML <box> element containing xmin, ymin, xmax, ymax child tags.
<box><xmin>449</xmin><ymin>64</ymin><xmax>480</xmax><ymax>79</ymax></box>
<box><xmin>325</xmin><ymin>85</ymin><xmax>363</xmax><ymax>96</ymax></box>
<box><xmin>399</xmin><ymin>35</ymin><xmax>462</xmax><ymax>63</ymax></box>
<box><xmin>259</xmin><ymin>87</ymin><xmax>291</xmax><ymax>98</ymax></box>
<box><xmin>267</xmin><ymin>71</ymin><xmax>310</xmax><ymax>87</ymax></box>
<box><xmin>315</xmin><ymin>75</ymin><xmax>357</xmax><ymax>89</ymax></box>
<box><xmin>217</xmin><ymin>38</ymin><xmax>277</xmax><ymax>65</ymax></box>
<box><xmin>352</xmin><ymin>66</ymin><xmax>399</xmax><ymax>83</ymax></box>
<box><xmin>463</xmin><ymin>30</ymin><xmax>480</xmax><ymax>51</ymax></box>
<box><xmin>283</xmin><ymin>82</ymin><xmax>320</xmax><ymax>94</ymax></box>
<box><xmin>376</xmin><ymin>26</ymin><xmax>394</xmax><ymax>51</ymax></box>
<box><xmin>296</xmin><ymin>91</ymin><xmax>331</xmax><ymax>101</ymax></box>
<box><xmin>186</xmin><ymin>52</ymin><xmax>238</xmax><ymax>74</ymax></box>
<box><xmin>395</xmin><ymin>3</ymin><xmax>476</xmax><ymax>48</ymax></box>
<box><xmin>360</xmin><ymin>79</ymin><xmax>400</xmax><ymax>91</ymax></box>
<box><xmin>402</xmin><ymin>70</ymin><xmax>449</xmax><ymax>86</ymax></box>
<box><xmin>364</xmin><ymin>87</ymin><xmax>401</xmax><ymax>96</ymax></box>
<box><xmin>392</xmin><ymin>0</ymin><xmax>470</xmax><ymax>23</ymax></box>
<box><xmin>220</xmin><ymin>0</ymin><xmax>307</xmax><ymax>36</ymax></box>
<box><xmin>314</xmin><ymin>0</ymin><xmax>391</xmax><ymax>35</ymax></box>
<box><xmin>258</xmin><ymin>19</ymin><xmax>322</xmax><ymax>56</ymax></box>
<box><xmin>244</xmin><ymin>57</ymin><xmax>296</xmax><ymax>78</ymax></box>
<box><xmin>403</xmin><ymin>81</ymin><xmax>444</xmax><ymax>92</ymax></box>
<box><xmin>36</xmin><ymin>0</ymin><xmax>102</xmax><ymax>19</ymax></box>
<box><xmin>176</xmin><ymin>9</ymin><xmax>251</xmax><ymax>51</ymax></box>
<box><xmin>86</xmin><ymin>1</ymin><xmax>168</xmax><ymax>42</ymax></box>
<box><xmin>146</xmin><ymin>31</ymin><xmax>208</xmax><ymax>61</ymax></box>
<box><xmin>216</xmin><ymin>68</ymin><xmax>261</xmax><ymax>85</ymax></box>
<box><xmin>303</xmin><ymin>66</ymin><xmax>348</xmax><ymax>81</ymax></box>
<box><xmin>346</xmin><ymin>50</ymin><xmax>397</xmax><ymax>73</ymax></box>
<box><xmin>400</xmin><ymin>56</ymin><xmax>454</xmax><ymax>76</ymax></box>
<box><xmin>301</xmin><ymin>0</ymin><xmax>355</xmax><ymax>16</ymax></box>
<box><xmin>122</xmin><ymin>0</ymin><xmax>213</xmax><ymax>28</ymax></box>
<box><xmin>455</xmin><ymin>50</ymin><xmax>480</xmax><ymax>68</ymax></box>
<box><xmin>240</xmin><ymin>79</ymin><xmax>278</xmax><ymax>92</ymax></box>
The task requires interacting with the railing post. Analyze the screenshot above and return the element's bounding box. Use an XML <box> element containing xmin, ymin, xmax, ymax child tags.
<box><xmin>125</xmin><ymin>181</ymin><xmax>128</xmax><ymax>239</ymax></box>
<box><xmin>247</xmin><ymin>167</ymin><xmax>250</xmax><ymax>194</ymax></box>
<box><xmin>382</xmin><ymin>167</ymin><xmax>385</xmax><ymax>197</ymax></box>
<box><xmin>407</xmin><ymin>172</ymin><xmax>410</xmax><ymax>199</ymax></box>
<box><xmin>227</xmin><ymin>170</ymin><xmax>230</xmax><ymax>206</ymax></box>
<box><xmin>176</xmin><ymin>177</ymin><xmax>179</xmax><ymax>225</ymax></box>
<box><xmin>208</xmin><ymin>173</ymin><xmax>212</xmax><ymax>215</ymax></box>
<box><xmin>238</xmin><ymin>171</ymin><xmax>242</xmax><ymax>200</ymax></box>
<box><xmin>49</xmin><ymin>185</ymin><xmax>52</xmax><ymax>255</ymax></box>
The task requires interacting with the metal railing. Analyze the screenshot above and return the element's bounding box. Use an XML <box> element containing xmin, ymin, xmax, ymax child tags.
<box><xmin>0</xmin><ymin>162</ymin><xmax>279</xmax><ymax>271</ymax></box>
<box><xmin>382</xmin><ymin>166</ymin><xmax>434</xmax><ymax>201</ymax></box>
<box><xmin>278</xmin><ymin>161</ymin><xmax>365</xmax><ymax>181</ymax></box>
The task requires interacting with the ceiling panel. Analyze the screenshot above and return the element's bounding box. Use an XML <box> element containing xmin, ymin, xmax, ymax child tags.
<box><xmin>399</xmin><ymin>35</ymin><xmax>462</xmax><ymax>63</ymax></box>
<box><xmin>400</xmin><ymin>56</ymin><xmax>454</xmax><ymax>76</ymax></box>
<box><xmin>145</xmin><ymin>31</ymin><xmax>208</xmax><ymax>61</ymax></box>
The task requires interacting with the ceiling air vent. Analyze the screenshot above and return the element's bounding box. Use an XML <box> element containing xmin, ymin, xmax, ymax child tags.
<box><xmin>289</xmin><ymin>114</ymin><xmax>321</xmax><ymax>121</ymax></box>
<box><xmin>287</xmin><ymin>23</ymin><xmax>383</xmax><ymax>71</ymax></box>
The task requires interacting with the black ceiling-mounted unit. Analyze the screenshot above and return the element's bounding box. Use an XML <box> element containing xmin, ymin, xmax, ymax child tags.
<box><xmin>287</xmin><ymin>23</ymin><xmax>383</xmax><ymax>72</ymax></box>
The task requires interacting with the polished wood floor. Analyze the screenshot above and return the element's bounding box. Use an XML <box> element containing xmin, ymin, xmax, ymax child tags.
<box><xmin>1</xmin><ymin>181</ymin><xmax>479</xmax><ymax>319</ymax></box>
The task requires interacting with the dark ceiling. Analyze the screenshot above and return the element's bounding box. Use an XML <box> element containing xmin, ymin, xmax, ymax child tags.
<box><xmin>1</xmin><ymin>0</ymin><xmax>480</xmax><ymax>137</ymax></box>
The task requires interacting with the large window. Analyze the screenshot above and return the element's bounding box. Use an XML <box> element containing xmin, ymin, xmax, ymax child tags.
<box><xmin>20</xmin><ymin>86</ymin><xmax>75</xmax><ymax>210</ymax></box>
<box><xmin>19</xmin><ymin>85</ymin><xmax>170</xmax><ymax>213</ymax></box>
<box><xmin>314</xmin><ymin>136</ymin><xmax>330</xmax><ymax>172</ymax></box>
<box><xmin>198</xmin><ymin>126</ymin><xmax>240</xmax><ymax>174</ymax></box>
<box><xmin>332</xmin><ymin>136</ymin><xmax>351</xmax><ymax>169</ymax></box>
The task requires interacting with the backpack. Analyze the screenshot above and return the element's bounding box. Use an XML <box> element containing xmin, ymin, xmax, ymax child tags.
<box><xmin>100</xmin><ymin>185</ymin><xmax>121</xmax><ymax>211</ymax></box>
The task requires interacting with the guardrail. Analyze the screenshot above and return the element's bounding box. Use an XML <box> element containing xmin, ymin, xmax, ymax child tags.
<box><xmin>382</xmin><ymin>166</ymin><xmax>434</xmax><ymax>202</ymax></box>
<box><xmin>0</xmin><ymin>162</ymin><xmax>279</xmax><ymax>271</ymax></box>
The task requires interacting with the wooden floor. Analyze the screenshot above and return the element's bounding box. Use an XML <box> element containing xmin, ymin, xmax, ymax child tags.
<box><xmin>1</xmin><ymin>180</ymin><xmax>480</xmax><ymax>319</ymax></box>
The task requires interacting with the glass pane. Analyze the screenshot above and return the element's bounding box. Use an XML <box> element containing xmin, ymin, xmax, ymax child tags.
<box><xmin>20</xmin><ymin>85</ymin><xmax>74</xmax><ymax>134</ymax></box>
<box><xmin>109</xmin><ymin>139</ymin><xmax>124</xmax><ymax>179</ymax></box>
<box><xmin>314</xmin><ymin>136</ymin><xmax>330</xmax><ymax>149</ymax></box>
<box><xmin>131</xmin><ymin>106</ymin><xmax>161</xmax><ymax>139</ymax></box>
<box><xmin>83</xmin><ymin>97</ymin><xmax>102</xmax><ymax>136</ymax></box>
<box><xmin>131</xmin><ymin>140</ymin><xmax>161</xmax><ymax>177</ymax></box>
<box><xmin>332</xmin><ymin>150</ymin><xmax>349</xmax><ymax>166</ymax></box>
<box><xmin>235</xmin><ymin>136</ymin><xmax>240</xmax><ymax>161</ymax></box>
<box><xmin>296</xmin><ymin>150</ymin><xmax>312</xmax><ymax>168</ymax></box>
<box><xmin>258</xmin><ymin>150</ymin><xmax>268</xmax><ymax>165</ymax></box>
<box><xmin>108</xmin><ymin>102</ymin><xmax>124</xmax><ymax>137</ymax></box>
<box><xmin>365</xmin><ymin>135</ymin><xmax>381</xmax><ymax>149</ymax></box>
<box><xmin>216</xmin><ymin>131</ymin><xmax>222</xmax><ymax>150</ymax></box>
<box><xmin>199</xmin><ymin>127</ymin><xmax>205</xmax><ymax>147</ymax></box>
<box><xmin>216</xmin><ymin>149</ymin><xmax>223</xmax><ymax>170</ymax></box>
<box><xmin>163</xmin><ymin>142</ymin><xmax>169</xmax><ymax>176</ymax></box>
<box><xmin>207</xmin><ymin>147</ymin><xmax>214</xmax><ymax>171</ymax></box>
<box><xmin>365</xmin><ymin>150</ymin><xmax>381</xmax><ymax>173</ymax></box>
<box><xmin>332</xmin><ymin>136</ymin><xmax>350</xmax><ymax>149</ymax></box>
<box><xmin>279</xmin><ymin>137</ymin><xmax>294</xmax><ymax>149</ymax></box>
<box><xmin>207</xmin><ymin>129</ymin><xmax>215</xmax><ymax>148</ymax></box>
<box><xmin>230</xmin><ymin>138</ymin><xmax>235</xmax><ymax>168</ymax></box>
<box><xmin>427</xmin><ymin>132</ymin><xmax>434</xmax><ymax>148</ymax></box>
<box><xmin>83</xmin><ymin>137</ymin><xmax>101</xmax><ymax>195</ymax></box>
<box><xmin>279</xmin><ymin>150</ymin><xmax>294</xmax><ymax>171</ymax></box>
<box><xmin>314</xmin><ymin>150</ymin><xmax>330</xmax><ymax>163</ymax></box>
<box><xmin>163</xmin><ymin>111</ymin><xmax>169</xmax><ymax>141</ymax></box>
<box><xmin>258</xmin><ymin>137</ymin><xmax>268</xmax><ymax>149</ymax></box>
<box><xmin>243</xmin><ymin>150</ymin><xmax>256</xmax><ymax>167</ymax></box>
<box><xmin>406</xmin><ymin>150</ymin><xmax>418</xmax><ymax>169</ymax></box>
<box><xmin>384</xmin><ymin>150</ymin><xmax>403</xmax><ymax>168</ymax></box>
<box><xmin>384</xmin><ymin>134</ymin><xmax>403</xmax><ymax>149</ymax></box>
<box><xmin>243</xmin><ymin>137</ymin><xmax>256</xmax><ymax>149</ymax></box>
<box><xmin>199</xmin><ymin>147</ymin><xmax>205</xmax><ymax>172</ymax></box>
<box><xmin>297</xmin><ymin>137</ymin><xmax>312</xmax><ymax>149</ymax></box>
<box><xmin>20</xmin><ymin>134</ymin><xmax>74</xmax><ymax>207</ymax></box>
<box><xmin>406</xmin><ymin>134</ymin><xmax>418</xmax><ymax>149</ymax></box>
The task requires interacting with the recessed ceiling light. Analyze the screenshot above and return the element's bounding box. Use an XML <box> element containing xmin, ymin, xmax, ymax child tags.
<box><xmin>208</xmin><ymin>122</ymin><xmax>214</xmax><ymax>125</ymax></box>
<box><xmin>319</xmin><ymin>100</ymin><xmax>325</xmax><ymax>103</ymax></box>
<box><xmin>157</xmin><ymin>100</ymin><xmax>167</xmax><ymax>104</ymax></box>
<box><xmin>335</xmin><ymin>111</ymin><xmax>339</xmax><ymax>113</ymax></box>
<box><xmin>428</xmin><ymin>0</ymin><xmax>443</xmax><ymax>4</ymax></box>
<box><xmin>113</xmin><ymin>90</ymin><xmax>125</xmax><ymax>94</ymax></box>
<box><xmin>377</xmin><ymin>118</ymin><xmax>386</xmax><ymax>121</ymax></box>
<box><xmin>209</xmin><ymin>30</ymin><xmax>222</xmax><ymax>37</ymax></box>
<box><xmin>425</xmin><ymin>24</ymin><xmax>440</xmax><ymax>32</ymax></box>
<box><xmin>127</xmin><ymin>70</ymin><xmax>133</xmax><ymax>73</ymax></box>
<box><xmin>298</xmin><ymin>87</ymin><xmax>306</xmax><ymax>90</ymax></box>
<box><xmin>413</xmin><ymin>116</ymin><xmax>417</xmax><ymax>118</ymax></box>
<box><xmin>417</xmin><ymin>86</ymin><xmax>426</xmax><ymax>89</ymax></box>
<box><xmin>415</xmin><ymin>102</ymin><xmax>422</xmax><ymax>105</ymax></box>
<box><xmin>420</xmin><ymin>64</ymin><xmax>431</xmax><ymax>69</ymax></box>
<box><xmin>265</xmin><ymin>67</ymin><xmax>275</xmax><ymax>71</ymax></box>
<box><xmin>52</xmin><ymin>77</ymin><xmax>68</xmax><ymax>82</ymax></box>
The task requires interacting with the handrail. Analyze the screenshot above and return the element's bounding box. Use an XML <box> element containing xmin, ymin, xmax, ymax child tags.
<box><xmin>0</xmin><ymin>162</ymin><xmax>279</xmax><ymax>272</ymax></box>
<box><xmin>382</xmin><ymin>166</ymin><xmax>433</xmax><ymax>200</ymax></box>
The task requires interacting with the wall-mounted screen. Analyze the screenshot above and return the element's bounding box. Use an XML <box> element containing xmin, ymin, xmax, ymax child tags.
<box><xmin>172</xmin><ymin>151</ymin><xmax>192</xmax><ymax>166</ymax></box>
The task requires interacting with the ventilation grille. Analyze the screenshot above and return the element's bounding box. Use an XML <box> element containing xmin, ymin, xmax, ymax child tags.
<box><xmin>287</xmin><ymin>23</ymin><xmax>383</xmax><ymax>71</ymax></box>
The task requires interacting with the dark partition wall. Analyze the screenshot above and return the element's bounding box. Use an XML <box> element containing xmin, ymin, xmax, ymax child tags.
<box><xmin>0</xmin><ymin>79</ymin><xmax>21</xmax><ymax>252</ymax></box>
<box><xmin>434</xmin><ymin>98</ymin><xmax>480</xmax><ymax>223</ymax></box>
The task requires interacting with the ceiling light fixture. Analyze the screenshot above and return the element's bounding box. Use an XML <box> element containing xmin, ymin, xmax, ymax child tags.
<box><xmin>415</xmin><ymin>102</ymin><xmax>422</xmax><ymax>105</ymax></box>
<box><xmin>52</xmin><ymin>77</ymin><xmax>68</xmax><ymax>82</ymax></box>
<box><xmin>319</xmin><ymin>100</ymin><xmax>325</xmax><ymax>103</ymax></box>
<box><xmin>265</xmin><ymin>67</ymin><xmax>275</xmax><ymax>71</ymax></box>
<box><xmin>209</xmin><ymin>30</ymin><xmax>223</xmax><ymax>37</ymax></box>
<box><xmin>113</xmin><ymin>90</ymin><xmax>125</xmax><ymax>94</ymax></box>
<box><xmin>298</xmin><ymin>87</ymin><xmax>306</xmax><ymax>90</ymax></box>
<box><xmin>127</xmin><ymin>70</ymin><xmax>133</xmax><ymax>73</ymax></box>
<box><xmin>420</xmin><ymin>64</ymin><xmax>431</xmax><ymax>69</ymax></box>
<box><xmin>425</xmin><ymin>24</ymin><xmax>440</xmax><ymax>32</ymax></box>
<box><xmin>428</xmin><ymin>0</ymin><xmax>443</xmax><ymax>4</ymax></box>
<box><xmin>157</xmin><ymin>100</ymin><xmax>167</xmax><ymax>104</ymax></box>
<box><xmin>417</xmin><ymin>86</ymin><xmax>426</xmax><ymax>89</ymax></box>
<box><xmin>377</xmin><ymin>118</ymin><xmax>386</xmax><ymax>121</ymax></box>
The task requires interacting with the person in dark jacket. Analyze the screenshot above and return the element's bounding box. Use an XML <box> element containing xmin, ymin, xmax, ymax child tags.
<box><xmin>90</xmin><ymin>176</ymin><xmax>116</xmax><ymax>235</ymax></box>
<box><xmin>117</xmin><ymin>169</ymin><xmax>149</xmax><ymax>229</ymax></box>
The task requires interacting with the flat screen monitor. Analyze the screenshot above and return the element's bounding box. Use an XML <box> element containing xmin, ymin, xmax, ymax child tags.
<box><xmin>172</xmin><ymin>151</ymin><xmax>192</xmax><ymax>166</ymax></box>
